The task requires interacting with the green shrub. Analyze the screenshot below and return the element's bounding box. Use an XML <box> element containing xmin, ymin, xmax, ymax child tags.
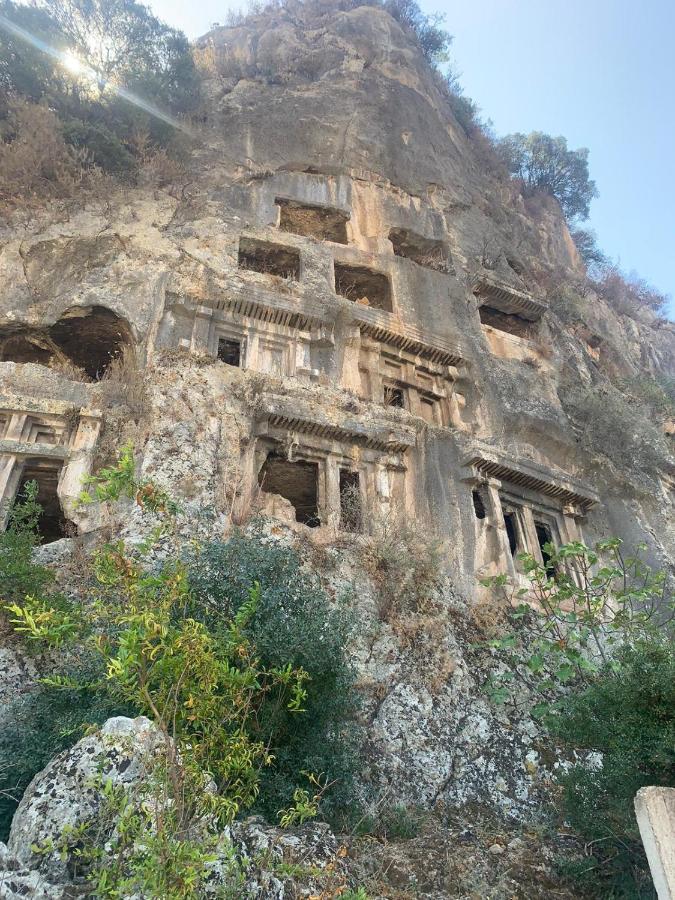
<box><xmin>187</xmin><ymin>530</ymin><xmax>363</xmax><ymax>827</ymax></box>
<box><xmin>497</xmin><ymin>131</ymin><xmax>598</xmax><ymax>222</ymax></box>
<box><xmin>551</xmin><ymin>640</ymin><xmax>675</xmax><ymax>898</ymax></box>
<box><xmin>0</xmin><ymin>0</ymin><xmax>199</xmax><ymax>182</ymax></box>
<box><xmin>61</xmin><ymin>118</ymin><xmax>135</xmax><ymax>175</ymax></box>
<box><xmin>482</xmin><ymin>541</ymin><xmax>673</xmax><ymax>896</ymax></box>
<box><xmin>0</xmin><ymin>481</ymin><xmax>54</xmax><ymax>604</ymax></box>
<box><xmin>0</xmin><ymin>662</ymin><xmax>133</xmax><ymax>842</ymax></box>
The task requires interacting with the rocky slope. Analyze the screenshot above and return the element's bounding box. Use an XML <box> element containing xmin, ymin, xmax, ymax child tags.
<box><xmin>0</xmin><ymin>1</ymin><xmax>673</xmax><ymax>897</ymax></box>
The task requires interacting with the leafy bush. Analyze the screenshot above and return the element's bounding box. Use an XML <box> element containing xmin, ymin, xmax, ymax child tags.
<box><xmin>4</xmin><ymin>452</ymin><xmax>363</xmax><ymax>893</ymax></box>
<box><xmin>0</xmin><ymin>0</ymin><xmax>198</xmax><ymax>188</ymax></box>
<box><xmin>552</xmin><ymin>640</ymin><xmax>675</xmax><ymax>898</ymax></box>
<box><xmin>593</xmin><ymin>265</ymin><xmax>669</xmax><ymax>316</ymax></box>
<box><xmin>497</xmin><ymin>131</ymin><xmax>598</xmax><ymax>222</ymax></box>
<box><xmin>187</xmin><ymin>530</ymin><xmax>362</xmax><ymax>827</ymax></box>
<box><xmin>0</xmin><ymin>480</ymin><xmax>53</xmax><ymax>605</ymax></box>
<box><xmin>383</xmin><ymin>0</ymin><xmax>451</xmax><ymax>63</ymax></box>
<box><xmin>570</xmin><ymin>226</ymin><xmax>608</xmax><ymax>273</ymax></box>
<box><xmin>482</xmin><ymin>541</ymin><xmax>673</xmax><ymax>897</ymax></box>
<box><xmin>0</xmin><ymin>668</ymin><xmax>132</xmax><ymax>842</ymax></box>
<box><xmin>61</xmin><ymin>118</ymin><xmax>136</xmax><ymax>175</ymax></box>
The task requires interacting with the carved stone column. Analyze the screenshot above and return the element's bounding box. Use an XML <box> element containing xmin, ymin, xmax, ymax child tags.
<box><xmin>190</xmin><ymin>306</ymin><xmax>213</xmax><ymax>356</ymax></box>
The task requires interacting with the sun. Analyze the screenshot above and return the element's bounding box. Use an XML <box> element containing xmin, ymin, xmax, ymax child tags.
<box><xmin>62</xmin><ymin>51</ymin><xmax>85</xmax><ymax>76</ymax></box>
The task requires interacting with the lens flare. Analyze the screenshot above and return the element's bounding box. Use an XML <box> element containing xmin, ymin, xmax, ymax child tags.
<box><xmin>0</xmin><ymin>12</ymin><xmax>191</xmax><ymax>135</ymax></box>
<box><xmin>62</xmin><ymin>51</ymin><xmax>85</xmax><ymax>75</ymax></box>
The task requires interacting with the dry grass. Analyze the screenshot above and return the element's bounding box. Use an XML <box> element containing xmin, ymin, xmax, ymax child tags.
<box><xmin>0</xmin><ymin>99</ymin><xmax>100</xmax><ymax>210</ymax></box>
<box><xmin>94</xmin><ymin>346</ymin><xmax>149</xmax><ymax>468</ymax></box>
<box><xmin>49</xmin><ymin>356</ymin><xmax>92</xmax><ymax>383</ymax></box>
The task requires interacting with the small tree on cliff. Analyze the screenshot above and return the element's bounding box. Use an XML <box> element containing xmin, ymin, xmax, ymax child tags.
<box><xmin>497</xmin><ymin>131</ymin><xmax>598</xmax><ymax>221</ymax></box>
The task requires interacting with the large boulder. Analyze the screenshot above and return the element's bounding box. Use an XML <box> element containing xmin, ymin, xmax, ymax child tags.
<box><xmin>7</xmin><ymin>716</ymin><xmax>165</xmax><ymax>883</ymax></box>
<box><xmin>2</xmin><ymin>716</ymin><xmax>347</xmax><ymax>898</ymax></box>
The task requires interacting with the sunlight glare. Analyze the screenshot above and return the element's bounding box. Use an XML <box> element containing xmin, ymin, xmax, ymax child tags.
<box><xmin>62</xmin><ymin>51</ymin><xmax>85</xmax><ymax>76</ymax></box>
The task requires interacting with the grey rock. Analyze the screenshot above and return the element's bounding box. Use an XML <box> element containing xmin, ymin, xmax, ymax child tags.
<box><xmin>8</xmin><ymin>716</ymin><xmax>165</xmax><ymax>882</ymax></box>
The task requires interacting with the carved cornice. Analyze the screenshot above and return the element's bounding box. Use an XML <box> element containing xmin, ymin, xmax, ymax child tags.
<box><xmin>472</xmin><ymin>275</ymin><xmax>547</xmax><ymax>322</ymax></box>
<box><xmin>255</xmin><ymin>397</ymin><xmax>416</xmax><ymax>454</ymax></box>
<box><xmin>167</xmin><ymin>288</ymin><xmax>463</xmax><ymax>366</ymax></box>
<box><xmin>462</xmin><ymin>445</ymin><xmax>599</xmax><ymax>511</ymax></box>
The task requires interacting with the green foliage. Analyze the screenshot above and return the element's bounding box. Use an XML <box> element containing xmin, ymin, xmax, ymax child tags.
<box><xmin>0</xmin><ymin>665</ymin><xmax>132</xmax><ymax>842</ymax></box>
<box><xmin>552</xmin><ymin>640</ymin><xmax>674</xmax><ymax>898</ymax></box>
<box><xmin>570</xmin><ymin>226</ymin><xmax>608</xmax><ymax>273</ymax></box>
<box><xmin>61</xmin><ymin>118</ymin><xmax>135</xmax><ymax>174</ymax></box>
<box><xmin>594</xmin><ymin>265</ymin><xmax>669</xmax><ymax>316</ymax></box>
<box><xmin>0</xmin><ymin>481</ymin><xmax>53</xmax><ymax>604</ymax></box>
<box><xmin>0</xmin><ymin>0</ymin><xmax>198</xmax><ymax>180</ymax></box>
<box><xmin>187</xmin><ymin>530</ymin><xmax>362</xmax><ymax>828</ymax></box>
<box><xmin>4</xmin><ymin>593</ymin><xmax>81</xmax><ymax>647</ymax></box>
<box><xmin>482</xmin><ymin>541</ymin><xmax>673</xmax><ymax>897</ymax></box>
<box><xmin>86</xmin><ymin>777</ymin><xmax>244</xmax><ymax>899</ymax></box>
<box><xmin>277</xmin><ymin>772</ymin><xmax>327</xmax><ymax>828</ymax></box>
<box><xmin>4</xmin><ymin>449</ymin><xmax>361</xmax><ymax>894</ymax></box>
<box><xmin>480</xmin><ymin>539</ymin><xmax>670</xmax><ymax>707</ymax></box>
<box><xmin>383</xmin><ymin>0</ymin><xmax>451</xmax><ymax>63</ymax></box>
<box><xmin>497</xmin><ymin>131</ymin><xmax>598</xmax><ymax>221</ymax></box>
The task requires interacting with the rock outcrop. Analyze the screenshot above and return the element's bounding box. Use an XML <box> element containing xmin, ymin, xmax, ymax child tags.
<box><xmin>0</xmin><ymin>1</ymin><xmax>673</xmax><ymax>895</ymax></box>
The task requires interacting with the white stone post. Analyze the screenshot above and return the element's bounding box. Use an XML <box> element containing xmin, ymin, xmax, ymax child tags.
<box><xmin>635</xmin><ymin>787</ymin><xmax>675</xmax><ymax>899</ymax></box>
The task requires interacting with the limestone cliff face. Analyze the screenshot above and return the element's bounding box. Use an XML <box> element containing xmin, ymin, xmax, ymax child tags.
<box><xmin>0</xmin><ymin>0</ymin><xmax>674</xmax><ymax>830</ymax></box>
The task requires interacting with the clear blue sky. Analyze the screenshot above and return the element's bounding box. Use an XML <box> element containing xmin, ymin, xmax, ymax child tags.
<box><xmin>149</xmin><ymin>0</ymin><xmax>675</xmax><ymax>315</ymax></box>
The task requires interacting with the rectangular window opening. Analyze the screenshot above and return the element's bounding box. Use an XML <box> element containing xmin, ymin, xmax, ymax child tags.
<box><xmin>334</xmin><ymin>262</ymin><xmax>392</xmax><ymax>312</ymax></box>
<box><xmin>238</xmin><ymin>237</ymin><xmax>300</xmax><ymax>280</ymax></box>
<box><xmin>472</xmin><ymin>489</ymin><xmax>487</xmax><ymax>520</ymax></box>
<box><xmin>15</xmin><ymin>460</ymin><xmax>71</xmax><ymax>544</ymax></box>
<box><xmin>479</xmin><ymin>305</ymin><xmax>536</xmax><ymax>340</ymax></box>
<box><xmin>383</xmin><ymin>384</ymin><xmax>405</xmax><ymax>409</ymax></box>
<box><xmin>503</xmin><ymin>511</ymin><xmax>519</xmax><ymax>555</ymax></box>
<box><xmin>534</xmin><ymin>520</ymin><xmax>557</xmax><ymax>577</ymax></box>
<box><xmin>420</xmin><ymin>395</ymin><xmax>437</xmax><ymax>423</ymax></box>
<box><xmin>258</xmin><ymin>453</ymin><xmax>320</xmax><ymax>527</ymax></box>
<box><xmin>389</xmin><ymin>227</ymin><xmax>450</xmax><ymax>273</ymax></box>
<box><xmin>339</xmin><ymin>469</ymin><xmax>362</xmax><ymax>532</ymax></box>
<box><xmin>277</xmin><ymin>199</ymin><xmax>349</xmax><ymax>244</ymax></box>
<box><xmin>217</xmin><ymin>338</ymin><xmax>242</xmax><ymax>367</ymax></box>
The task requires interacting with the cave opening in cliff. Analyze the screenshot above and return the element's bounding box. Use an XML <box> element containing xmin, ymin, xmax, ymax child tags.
<box><xmin>0</xmin><ymin>333</ymin><xmax>54</xmax><ymax>366</ymax></box>
<box><xmin>339</xmin><ymin>469</ymin><xmax>362</xmax><ymax>532</ymax></box>
<box><xmin>217</xmin><ymin>338</ymin><xmax>242</xmax><ymax>367</ymax></box>
<box><xmin>479</xmin><ymin>305</ymin><xmax>536</xmax><ymax>340</ymax></box>
<box><xmin>503</xmin><ymin>511</ymin><xmax>518</xmax><ymax>555</ymax></box>
<box><xmin>334</xmin><ymin>263</ymin><xmax>392</xmax><ymax>312</ymax></box>
<box><xmin>238</xmin><ymin>237</ymin><xmax>300</xmax><ymax>280</ymax></box>
<box><xmin>389</xmin><ymin>228</ymin><xmax>450</xmax><ymax>272</ymax></box>
<box><xmin>14</xmin><ymin>460</ymin><xmax>71</xmax><ymax>544</ymax></box>
<box><xmin>258</xmin><ymin>453</ymin><xmax>320</xmax><ymax>526</ymax></box>
<box><xmin>276</xmin><ymin>199</ymin><xmax>349</xmax><ymax>244</ymax></box>
<box><xmin>472</xmin><ymin>489</ymin><xmax>486</xmax><ymax>519</ymax></box>
<box><xmin>50</xmin><ymin>307</ymin><xmax>132</xmax><ymax>380</ymax></box>
<box><xmin>0</xmin><ymin>307</ymin><xmax>131</xmax><ymax>380</ymax></box>
<box><xmin>534</xmin><ymin>520</ymin><xmax>557</xmax><ymax>577</ymax></box>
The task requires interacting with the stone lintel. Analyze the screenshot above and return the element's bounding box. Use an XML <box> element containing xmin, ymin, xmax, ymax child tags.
<box><xmin>255</xmin><ymin>400</ymin><xmax>416</xmax><ymax>455</ymax></box>
<box><xmin>462</xmin><ymin>447</ymin><xmax>599</xmax><ymax>511</ymax></box>
<box><xmin>472</xmin><ymin>275</ymin><xmax>547</xmax><ymax>322</ymax></box>
<box><xmin>0</xmin><ymin>440</ymin><xmax>69</xmax><ymax>460</ymax></box>
<box><xmin>0</xmin><ymin>394</ymin><xmax>100</xmax><ymax>420</ymax></box>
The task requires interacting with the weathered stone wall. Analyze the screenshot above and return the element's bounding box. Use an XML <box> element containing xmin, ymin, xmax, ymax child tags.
<box><xmin>0</xmin><ymin>0</ymin><xmax>673</xmax><ymax>838</ymax></box>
